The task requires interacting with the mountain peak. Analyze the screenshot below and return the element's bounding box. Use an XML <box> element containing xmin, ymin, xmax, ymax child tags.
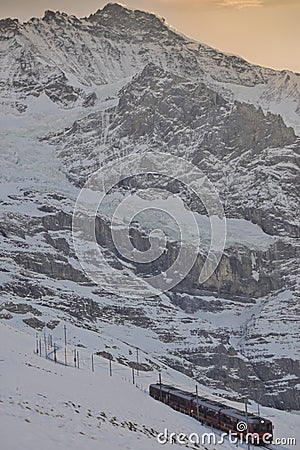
<box><xmin>91</xmin><ymin>3</ymin><xmax>132</xmax><ymax>17</ymax></box>
<box><xmin>43</xmin><ymin>10</ymin><xmax>68</xmax><ymax>22</ymax></box>
<box><xmin>0</xmin><ymin>17</ymin><xmax>20</xmax><ymax>36</ymax></box>
<box><xmin>102</xmin><ymin>2</ymin><xmax>131</xmax><ymax>12</ymax></box>
<box><xmin>88</xmin><ymin>2</ymin><xmax>165</xmax><ymax>27</ymax></box>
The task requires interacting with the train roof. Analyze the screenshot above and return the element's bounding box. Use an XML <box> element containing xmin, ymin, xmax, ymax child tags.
<box><xmin>219</xmin><ymin>407</ymin><xmax>269</xmax><ymax>423</ymax></box>
<box><xmin>150</xmin><ymin>383</ymin><xmax>174</xmax><ymax>389</ymax></box>
<box><xmin>171</xmin><ymin>390</ymin><xmax>195</xmax><ymax>401</ymax></box>
<box><xmin>194</xmin><ymin>398</ymin><xmax>224</xmax><ymax>411</ymax></box>
<box><xmin>150</xmin><ymin>384</ymin><xmax>194</xmax><ymax>397</ymax></box>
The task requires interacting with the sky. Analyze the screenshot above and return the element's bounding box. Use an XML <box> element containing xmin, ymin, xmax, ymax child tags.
<box><xmin>1</xmin><ymin>0</ymin><xmax>299</xmax><ymax>73</ymax></box>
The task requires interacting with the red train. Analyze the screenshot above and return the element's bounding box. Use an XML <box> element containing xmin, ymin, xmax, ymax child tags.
<box><xmin>149</xmin><ymin>383</ymin><xmax>273</xmax><ymax>445</ymax></box>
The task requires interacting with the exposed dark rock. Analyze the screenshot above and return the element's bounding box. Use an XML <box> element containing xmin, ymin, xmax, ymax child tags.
<box><xmin>23</xmin><ymin>317</ymin><xmax>45</xmax><ymax>330</ymax></box>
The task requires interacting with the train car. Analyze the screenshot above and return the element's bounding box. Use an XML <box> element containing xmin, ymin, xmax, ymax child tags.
<box><xmin>149</xmin><ymin>383</ymin><xmax>273</xmax><ymax>445</ymax></box>
<box><xmin>191</xmin><ymin>397</ymin><xmax>223</xmax><ymax>428</ymax></box>
<box><xmin>149</xmin><ymin>383</ymin><xmax>194</xmax><ymax>414</ymax></box>
<box><xmin>149</xmin><ymin>383</ymin><xmax>173</xmax><ymax>403</ymax></box>
<box><xmin>168</xmin><ymin>388</ymin><xmax>194</xmax><ymax>415</ymax></box>
<box><xmin>219</xmin><ymin>407</ymin><xmax>273</xmax><ymax>444</ymax></box>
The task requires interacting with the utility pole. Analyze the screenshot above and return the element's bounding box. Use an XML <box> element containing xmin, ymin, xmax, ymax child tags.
<box><xmin>64</xmin><ymin>325</ymin><xmax>67</xmax><ymax>366</ymax></box>
<box><xmin>109</xmin><ymin>358</ymin><xmax>112</xmax><ymax>377</ymax></box>
<box><xmin>91</xmin><ymin>354</ymin><xmax>94</xmax><ymax>372</ymax></box>
<box><xmin>159</xmin><ymin>372</ymin><xmax>162</xmax><ymax>401</ymax></box>
<box><xmin>77</xmin><ymin>350</ymin><xmax>79</xmax><ymax>369</ymax></box>
<box><xmin>44</xmin><ymin>334</ymin><xmax>47</xmax><ymax>358</ymax></box>
<box><xmin>36</xmin><ymin>333</ymin><xmax>39</xmax><ymax>354</ymax></box>
<box><xmin>196</xmin><ymin>385</ymin><xmax>199</xmax><ymax>421</ymax></box>
<box><xmin>245</xmin><ymin>398</ymin><xmax>250</xmax><ymax>450</ymax></box>
<box><xmin>54</xmin><ymin>344</ymin><xmax>57</xmax><ymax>363</ymax></box>
<box><xmin>132</xmin><ymin>367</ymin><xmax>135</xmax><ymax>385</ymax></box>
<box><xmin>136</xmin><ymin>347</ymin><xmax>140</xmax><ymax>376</ymax></box>
<box><xmin>256</xmin><ymin>394</ymin><xmax>261</xmax><ymax>416</ymax></box>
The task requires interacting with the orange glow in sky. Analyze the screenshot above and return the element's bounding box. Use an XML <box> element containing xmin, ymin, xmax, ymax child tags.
<box><xmin>1</xmin><ymin>0</ymin><xmax>300</xmax><ymax>73</ymax></box>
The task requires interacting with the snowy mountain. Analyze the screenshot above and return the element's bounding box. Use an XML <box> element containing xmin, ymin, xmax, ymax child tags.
<box><xmin>0</xmin><ymin>1</ymin><xmax>299</xmax><ymax>425</ymax></box>
<box><xmin>1</xmin><ymin>3</ymin><xmax>300</xmax><ymax>131</ymax></box>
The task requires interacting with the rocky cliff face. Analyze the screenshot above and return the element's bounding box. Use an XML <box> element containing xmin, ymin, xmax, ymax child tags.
<box><xmin>0</xmin><ymin>3</ymin><xmax>299</xmax><ymax>410</ymax></box>
<box><xmin>51</xmin><ymin>63</ymin><xmax>299</xmax><ymax>238</ymax></box>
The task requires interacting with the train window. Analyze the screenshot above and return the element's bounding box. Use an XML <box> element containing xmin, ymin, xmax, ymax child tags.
<box><xmin>207</xmin><ymin>410</ymin><xmax>218</xmax><ymax>418</ymax></box>
<box><xmin>252</xmin><ymin>421</ymin><xmax>269</xmax><ymax>433</ymax></box>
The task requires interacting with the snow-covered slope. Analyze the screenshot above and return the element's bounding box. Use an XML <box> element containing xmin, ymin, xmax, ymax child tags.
<box><xmin>1</xmin><ymin>322</ymin><xmax>299</xmax><ymax>450</ymax></box>
<box><xmin>0</xmin><ymin>1</ymin><xmax>299</xmax><ymax>419</ymax></box>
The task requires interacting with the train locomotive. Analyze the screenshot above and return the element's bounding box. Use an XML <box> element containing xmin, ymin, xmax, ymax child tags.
<box><xmin>149</xmin><ymin>383</ymin><xmax>273</xmax><ymax>445</ymax></box>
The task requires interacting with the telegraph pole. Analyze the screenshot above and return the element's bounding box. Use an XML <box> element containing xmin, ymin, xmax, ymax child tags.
<box><xmin>196</xmin><ymin>385</ymin><xmax>199</xmax><ymax>421</ymax></box>
<box><xmin>54</xmin><ymin>344</ymin><xmax>57</xmax><ymax>363</ymax></box>
<box><xmin>159</xmin><ymin>372</ymin><xmax>162</xmax><ymax>401</ymax></box>
<box><xmin>136</xmin><ymin>347</ymin><xmax>140</xmax><ymax>376</ymax></box>
<box><xmin>36</xmin><ymin>333</ymin><xmax>39</xmax><ymax>354</ymax></box>
<box><xmin>64</xmin><ymin>325</ymin><xmax>67</xmax><ymax>366</ymax></box>
<box><xmin>44</xmin><ymin>334</ymin><xmax>47</xmax><ymax>358</ymax></box>
<box><xmin>245</xmin><ymin>398</ymin><xmax>250</xmax><ymax>450</ymax></box>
